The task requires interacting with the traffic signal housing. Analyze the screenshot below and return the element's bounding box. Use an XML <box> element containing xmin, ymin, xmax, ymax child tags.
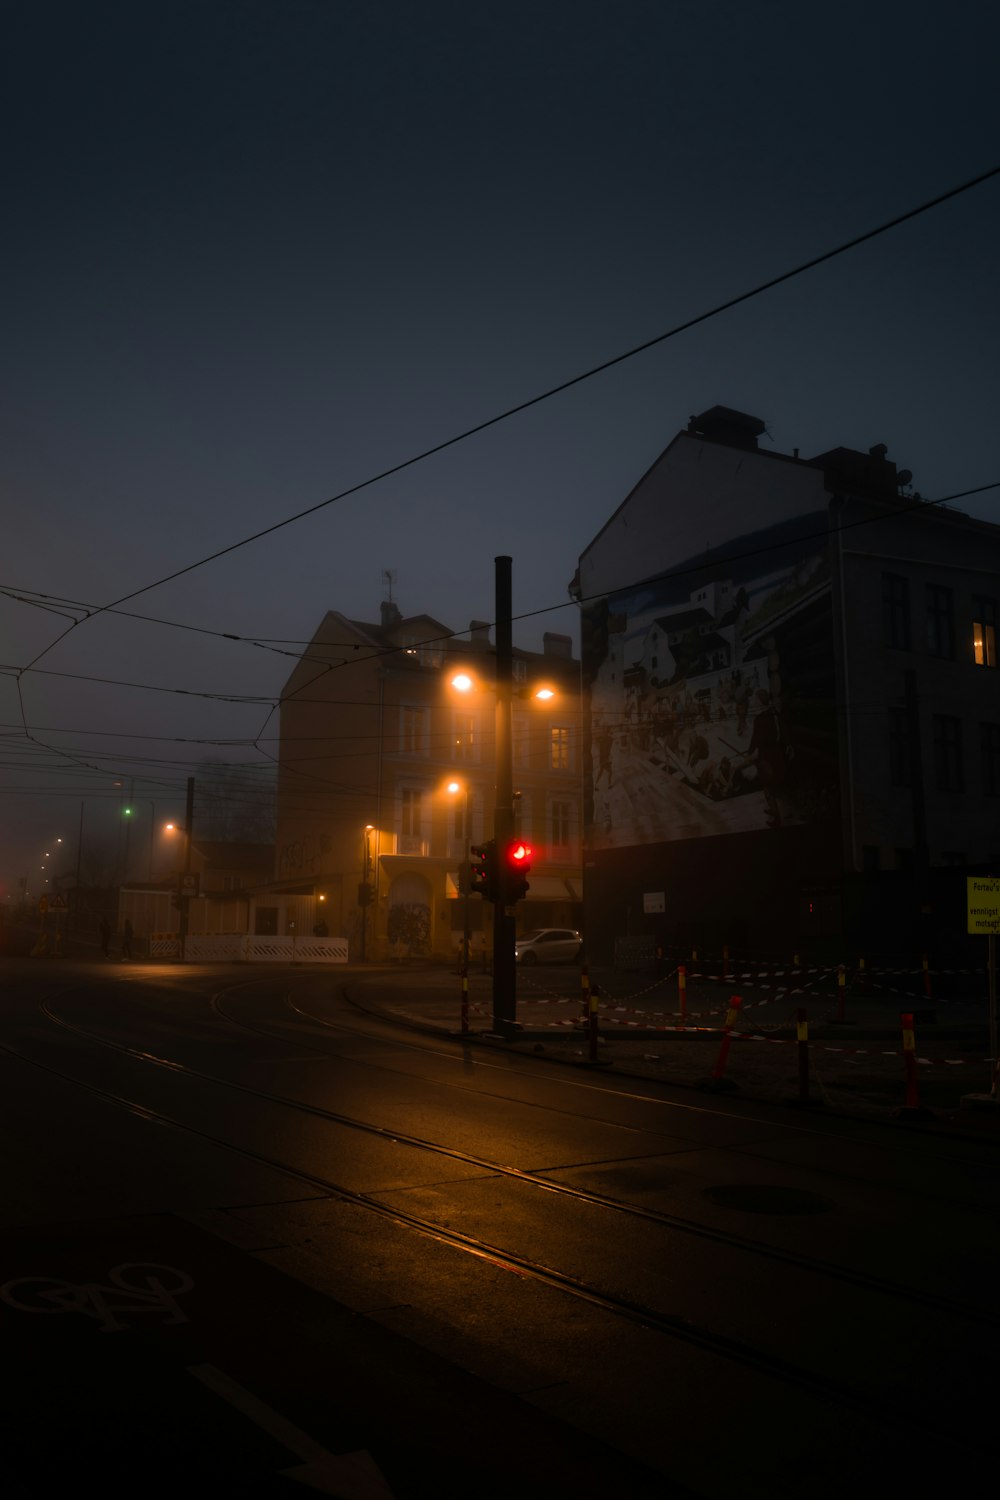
<box><xmin>469</xmin><ymin>840</ymin><xmax>498</xmax><ymax>901</ymax></box>
<box><xmin>505</xmin><ymin>839</ymin><xmax>532</xmax><ymax>903</ymax></box>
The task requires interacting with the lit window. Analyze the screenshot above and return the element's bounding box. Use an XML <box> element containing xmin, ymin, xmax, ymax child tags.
<box><xmin>550</xmin><ymin>726</ymin><xmax>571</xmax><ymax>770</ymax></box>
<box><xmin>973</xmin><ymin>597</ymin><xmax>997</xmax><ymax>667</ymax></box>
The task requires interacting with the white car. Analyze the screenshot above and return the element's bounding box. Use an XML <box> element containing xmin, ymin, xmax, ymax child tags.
<box><xmin>514</xmin><ymin>928</ymin><xmax>583</xmax><ymax>965</ymax></box>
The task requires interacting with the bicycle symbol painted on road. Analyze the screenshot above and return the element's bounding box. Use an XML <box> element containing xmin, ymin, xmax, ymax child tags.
<box><xmin>0</xmin><ymin>1263</ymin><xmax>194</xmax><ymax>1333</ymax></box>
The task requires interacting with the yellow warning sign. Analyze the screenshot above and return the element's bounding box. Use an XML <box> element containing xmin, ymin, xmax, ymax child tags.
<box><xmin>967</xmin><ymin>876</ymin><xmax>1000</xmax><ymax>934</ymax></box>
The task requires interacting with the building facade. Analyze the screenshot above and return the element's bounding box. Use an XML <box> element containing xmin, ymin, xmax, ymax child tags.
<box><xmin>275</xmin><ymin>601</ymin><xmax>583</xmax><ymax>958</ymax></box>
<box><xmin>573</xmin><ymin>406</ymin><xmax>1000</xmax><ymax>962</ymax></box>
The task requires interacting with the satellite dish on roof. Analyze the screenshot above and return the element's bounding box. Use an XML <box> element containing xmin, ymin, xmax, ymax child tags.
<box><xmin>897</xmin><ymin>470</ymin><xmax>913</xmax><ymax>487</ymax></box>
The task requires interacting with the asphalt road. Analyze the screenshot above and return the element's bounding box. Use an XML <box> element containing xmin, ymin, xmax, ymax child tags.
<box><xmin>2</xmin><ymin>956</ymin><xmax>998</xmax><ymax>1497</ymax></box>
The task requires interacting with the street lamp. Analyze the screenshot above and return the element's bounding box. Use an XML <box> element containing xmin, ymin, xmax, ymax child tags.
<box><xmin>447</xmin><ymin>781</ymin><xmax>472</xmax><ymax>976</ymax></box>
<box><xmin>360</xmin><ymin>825</ymin><xmax>374</xmax><ymax>961</ymax></box>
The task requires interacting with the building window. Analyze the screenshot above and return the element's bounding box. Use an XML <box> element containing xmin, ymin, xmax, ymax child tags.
<box><xmin>551</xmin><ymin>800</ymin><xmax>572</xmax><ymax>850</ymax></box>
<box><xmin>982</xmin><ymin>722</ymin><xmax>1000</xmax><ymax>795</ymax></box>
<box><xmin>882</xmin><ymin>574</ymin><xmax>910</xmax><ymax>650</ymax></box>
<box><xmin>550</xmin><ymin>726</ymin><xmax>571</xmax><ymax>771</ymax></box>
<box><xmin>401</xmin><ymin>787</ymin><xmax>423</xmax><ymax>836</ymax></box>
<box><xmin>403</xmin><ymin>637</ymin><xmax>442</xmax><ymax>667</ymax></box>
<box><xmin>926</xmin><ymin>584</ymin><xmax>954</xmax><ymax>659</ymax></box>
<box><xmin>888</xmin><ymin>707</ymin><xmax>911</xmax><ymax>787</ymax></box>
<box><xmin>513</xmin><ymin>714</ymin><xmax>530</xmax><ymax>769</ymax></box>
<box><xmin>512</xmin><ymin>659</ymin><xmax>527</xmax><ymax>682</ymax></box>
<box><xmin>453</xmin><ymin>797</ymin><xmax>466</xmax><ymax>843</ymax></box>
<box><xmin>932</xmin><ymin>714</ymin><xmax>963</xmax><ymax>792</ymax></box>
<box><xmin>973</xmin><ymin>597</ymin><xmax>997</xmax><ymax>667</ymax></box>
<box><xmin>400</xmin><ymin>705</ymin><xmax>426</xmax><ymax>754</ymax></box>
<box><xmin>453</xmin><ymin>713</ymin><xmax>477</xmax><ymax>761</ymax></box>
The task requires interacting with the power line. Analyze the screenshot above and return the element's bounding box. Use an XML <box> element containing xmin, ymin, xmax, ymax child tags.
<box><xmin>19</xmin><ymin>162</ymin><xmax>1000</xmax><ymax>682</ymax></box>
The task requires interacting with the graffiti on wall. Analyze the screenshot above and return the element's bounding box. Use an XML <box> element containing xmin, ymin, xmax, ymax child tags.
<box><xmin>585</xmin><ymin>514</ymin><xmax>840</xmax><ymax>850</ymax></box>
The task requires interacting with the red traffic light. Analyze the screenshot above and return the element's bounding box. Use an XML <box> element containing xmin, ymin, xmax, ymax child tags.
<box><xmin>504</xmin><ymin>840</ymin><xmax>531</xmax><ymax>901</ymax></box>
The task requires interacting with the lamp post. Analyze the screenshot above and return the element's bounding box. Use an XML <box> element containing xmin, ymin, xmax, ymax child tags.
<box><xmin>360</xmin><ymin>825</ymin><xmax>374</xmax><ymax>961</ymax></box>
<box><xmin>492</xmin><ymin>557</ymin><xmax>517</xmax><ymax>1037</ymax></box>
<box><xmin>452</xmin><ymin>568</ymin><xmax>554</xmax><ymax>1036</ymax></box>
<box><xmin>447</xmin><ymin>781</ymin><xmax>472</xmax><ymax>977</ymax></box>
<box><xmin>167</xmin><ymin>778</ymin><xmax>195</xmax><ymax>961</ymax></box>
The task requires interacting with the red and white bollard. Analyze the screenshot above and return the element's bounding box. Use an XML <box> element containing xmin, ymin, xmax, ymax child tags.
<box><xmin>698</xmin><ymin>995</ymin><xmax>742</xmax><ymax>1092</ymax></box>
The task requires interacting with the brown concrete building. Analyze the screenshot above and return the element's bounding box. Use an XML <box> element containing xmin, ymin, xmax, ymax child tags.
<box><xmin>276</xmin><ymin>600</ymin><xmax>583</xmax><ymax>958</ymax></box>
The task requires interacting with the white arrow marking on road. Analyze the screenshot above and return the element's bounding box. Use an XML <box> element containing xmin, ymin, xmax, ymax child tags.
<box><xmin>188</xmin><ymin>1362</ymin><xmax>395</xmax><ymax>1497</ymax></box>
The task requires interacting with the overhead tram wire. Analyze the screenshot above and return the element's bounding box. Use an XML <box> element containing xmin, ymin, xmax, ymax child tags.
<box><xmin>7</xmin><ymin>474</ymin><xmax>1000</xmax><ymax>721</ymax></box>
<box><xmin>6</xmin><ymin>471</ymin><xmax>1000</xmax><ymax>776</ymax></box>
<box><xmin>17</xmin><ymin>161</ymin><xmax>1000</xmax><ymax>685</ymax></box>
<box><xmin>12</xmin><ymin>158</ymin><xmax>1000</xmax><ymax>789</ymax></box>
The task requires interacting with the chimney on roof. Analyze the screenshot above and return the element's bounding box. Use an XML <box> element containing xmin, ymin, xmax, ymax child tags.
<box><xmin>469</xmin><ymin>620</ymin><xmax>491</xmax><ymax>645</ymax></box>
<box><xmin>543</xmin><ymin>632</ymin><xmax>573</xmax><ymax>659</ymax></box>
<box><xmin>687</xmin><ymin>405</ymin><xmax>766</xmax><ymax>451</ymax></box>
<box><xmin>381</xmin><ymin>600</ymin><xmax>402</xmax><ymax>627</ymax></box>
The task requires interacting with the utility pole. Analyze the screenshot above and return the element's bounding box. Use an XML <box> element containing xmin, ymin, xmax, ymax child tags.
<box><xmin>492</xmin><ymin>556</ymin><xmax>517</xmax><ymax>1037</ymax></box>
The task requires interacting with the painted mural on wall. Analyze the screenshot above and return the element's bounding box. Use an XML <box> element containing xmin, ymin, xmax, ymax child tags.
<box><xmin>584</xmin><ymin>515</ymin><xmax>839</xmax><ymax>850</ymax></box>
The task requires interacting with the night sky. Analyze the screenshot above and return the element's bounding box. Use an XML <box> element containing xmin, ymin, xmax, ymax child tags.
<box><xmin>3</xmin><ymin>0</ymin><xmax>998</xmax><ymax>897</ymax></box>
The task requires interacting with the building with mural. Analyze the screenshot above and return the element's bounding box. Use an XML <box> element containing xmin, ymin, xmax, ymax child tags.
<box><xmin>573</xmin><ymin>406</ymin><xmax>1000</xmax><ymax>961</ymax></box>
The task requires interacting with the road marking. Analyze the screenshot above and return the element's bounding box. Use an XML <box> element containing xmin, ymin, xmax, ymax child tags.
<box><xmin>188</xmin><ymin>1363</ymin><xmax>396</xmax><ymax>1497</ymax></box>
<box><xmin>1</xmin><ymin>1264</ymin><xmax>193</xmax><ymax>1332</ymax></box>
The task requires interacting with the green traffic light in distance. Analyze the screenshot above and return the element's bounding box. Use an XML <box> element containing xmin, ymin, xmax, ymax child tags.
<box><xmin>123</xmin><ymin>807</ymin><xmax>133</xmax><ymax>815</ymax></box>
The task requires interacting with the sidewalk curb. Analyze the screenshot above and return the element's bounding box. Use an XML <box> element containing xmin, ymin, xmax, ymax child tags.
<box><xmin>338</xmin><ymin>977</ymin><xmax>1000</xmax><ymax>1145</ymax></box>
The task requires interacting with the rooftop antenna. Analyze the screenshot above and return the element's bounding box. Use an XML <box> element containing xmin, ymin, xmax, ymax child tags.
<box><xmin>381</xmin><ymin>567</ymin><xmax>397</xmax><ymax>602</ymax></box>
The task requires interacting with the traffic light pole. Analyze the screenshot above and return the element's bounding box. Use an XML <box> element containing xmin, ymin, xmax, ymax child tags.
<box><xmin>492</xmin><ymin>556</ymin><xmax>517</xmax><ymax>1037</ymax></box>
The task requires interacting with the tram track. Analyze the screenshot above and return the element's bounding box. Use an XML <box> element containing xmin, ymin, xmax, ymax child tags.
<box><xmin>0</xmin><ymin>1007</ymin><xmax>985</xmax><ymax>1455</ymax></box>
<box><xmin>15</xmin><ymin>981</ymin><xmax>997</xmax><ymax>1339</ymax></box>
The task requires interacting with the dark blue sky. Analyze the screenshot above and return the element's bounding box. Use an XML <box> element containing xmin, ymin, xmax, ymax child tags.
<box><xmin>3</xmin><ymin>0</ymin><xmax>998</xmax><ymax>892</ymax></box>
